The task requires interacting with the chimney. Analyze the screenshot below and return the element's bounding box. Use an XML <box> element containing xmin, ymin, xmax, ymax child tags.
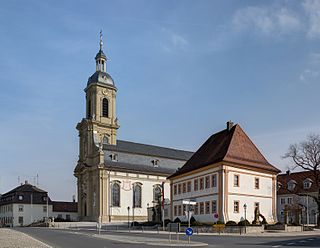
<box><xmin>25</xmin><ymin>180</ymin><xmax>28</xmax><ymax>184</ymax></box>
<box><xmin>226</xmin><ymin>121</ymin><xmax>234</xmax><ymax>131</ymax></box>
<box><xmin>72</xmin><ymin>195</ymin><xmax>76</xmax><ymax>203</ymax></box>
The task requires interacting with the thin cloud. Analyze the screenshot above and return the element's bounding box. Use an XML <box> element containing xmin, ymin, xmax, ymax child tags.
<box><xmin>300</xmin><ymin>52</ymin><xmax>320</xmax><ymax>84</ymax></box>
<box><xmin>303</xmin><ymin>0</ymin><xmax>320</xmax><ymax>39</ymax></box>
<box><xmin>161</xmin><ymin>28</ymin><xmax>188</xmax><ymax>52</ymax></box>
<box><xmin>232</xmin><ymin>6</ymin><xmax>301</xmax><ymax>37</ymax></box>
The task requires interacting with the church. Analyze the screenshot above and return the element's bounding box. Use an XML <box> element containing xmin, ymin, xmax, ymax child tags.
<box><xmin>74</xmin><ymin>34</ymin><xmax>193</xmax><ymax>222</ymax></box>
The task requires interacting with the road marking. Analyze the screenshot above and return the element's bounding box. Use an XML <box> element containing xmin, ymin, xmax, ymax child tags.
<box><xmin>299</xmin><ymin>240</ymin><xmax>306</xmax><ymax>243</ymax></box>
<box><xmin>271</xmin><ymin>245</ymin><xmax>280</xmax><ymax>247</ymax></box>
<box><xmin>287</xmin><ymin>243</ymin><xmax>295</xmax><ymax>245</ymax></box>
<box><xmin>307</xmin><ymin>238</ymin><xmax>314</xmax><ymax>241</ymax></box>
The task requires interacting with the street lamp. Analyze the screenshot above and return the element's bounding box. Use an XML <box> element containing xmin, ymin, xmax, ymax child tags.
<box><xmin>243</xmin><ymin>203</ymin><xmax>247</xmax><ymax>234</ymax></box>
<box><xmin>127</xmin><ymin>206</ymin><xmax>130</xmax><ymax>229</ymax></box>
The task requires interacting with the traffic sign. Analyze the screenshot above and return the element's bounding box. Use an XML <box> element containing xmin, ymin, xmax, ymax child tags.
<box><xmin>186</xmin><ymin>227</ymin><xmax>193</xmax><ymax>236</ymax></box>
<box><xmin>214</xmin><ymin>213</ymin><xmax>219</xmax><ymax>219</ymax></box>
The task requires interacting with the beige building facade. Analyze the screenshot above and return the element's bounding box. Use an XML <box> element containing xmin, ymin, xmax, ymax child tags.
<box><xmin>74</xmin><ymin>35</ymin><xmax>193</xmax><ymax>222</ymax></box>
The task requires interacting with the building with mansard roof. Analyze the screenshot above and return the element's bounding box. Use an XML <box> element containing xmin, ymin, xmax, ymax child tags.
<box><xmin>277</xmin><ymin>170</ymin><xmax>319</xmax><ymax>225</ymax></box>
<box><xmin>74</xmin><ymin>34</ymin><xmax>193</xmax><ymax>222</ymax></box>
<box><xmin>168</xmin><ymin>122</ymin><xmax>280</xmax><ymax>224</ymax></box>
<box><xmin>0</xmin><ymin>181</ymin><xmax>78</xmax><ymax>226</ymax></box>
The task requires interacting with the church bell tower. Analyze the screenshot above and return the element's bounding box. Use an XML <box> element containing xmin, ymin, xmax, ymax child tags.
<box><xmin>74</xmin><ymin>32</ymin><xmax>119</xmax><ymax>222</ymax></box>
<box><xmin>77</xmin><ymin>32</ymin><xmax>119</xmax><ymax>165</ymax></box>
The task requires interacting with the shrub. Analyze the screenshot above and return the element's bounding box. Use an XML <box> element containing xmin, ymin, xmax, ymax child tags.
<box><xmin>238</xmin><ymin>219</ymin><xmax>250</xmax><ymax>226</ymax></box>
<box><xmin>216</xmin><ymin>220</ymin><xmax>224</xmax><ymax>224</ymax></box>
<box><xmin>164</xmin><ymin>219</ymin><xmax>171</xmax><ymax>226</ymax></box>
<box><xmin>190</xmin><ymin>216</ymin><xmax>196</xmax><ymax>225</ymax></box>
<box><xmin>226</xmin><ymin>220</ymin><xmax>237</xmax><ymax>226</ymax></box>
<box><xmin>261</xmin><ymin>219</ymin><xmax>268</xmax><ymax>225</ymax></box>
<box><xmin>173</xmin><ymin>217</ymin><xmax>181</xmax><ymax>223</ymax></box>
<box><xmin>130</xmin><ymin>221</ymin><xmax>140</xmax><ymax>227</ymax></box>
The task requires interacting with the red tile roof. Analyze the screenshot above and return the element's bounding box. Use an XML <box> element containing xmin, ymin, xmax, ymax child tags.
<box><xmin>277</xmin><ymin>170</ymin><xmax>319</xmax><ymax>195</ymax></box>
<box><xmin>168</xmin><ymin>124</ymin><xmax>280</xmax><ymax>179</ymax></box>
<box><xmin>52</xmin><ymin>201</ymin><xmax>78</xmax><ymax>213</ymax></box>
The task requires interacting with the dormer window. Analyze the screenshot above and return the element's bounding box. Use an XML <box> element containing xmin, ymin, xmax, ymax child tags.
<box><xmin>109</xmin><ymin>153</ymin><xmax>118</xmax><ymax>162</ymax></box>
<box><xmin>152</xmin><ymin>159</ymin><xmax>159</xmax><ymax>167</ymax></box>
<box><xmin>277</xmin><ymin>182</ymin><xmax>282</xmax><ymax>191</ymax></box>
<box><xmin>303</xmin><ymin>178</ymin><xmax>313</xmax><ymax>189</ymax></box>
<box><xmin>287</xmin><ymin>180</ymin><xmax>297</xmax><ymax>191</ymax></box>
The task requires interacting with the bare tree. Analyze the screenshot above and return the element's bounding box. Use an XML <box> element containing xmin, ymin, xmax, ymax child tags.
<box><xmin>283</xmin><ymin>134</ymin><xmax>320</xmax><ymax>226</ymax></box>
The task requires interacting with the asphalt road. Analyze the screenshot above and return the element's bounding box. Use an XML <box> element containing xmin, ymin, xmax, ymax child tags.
<box><xmin>17</xmin><ymin>227</ymin><xmax>320</xmax><ymax>248</ymax></box>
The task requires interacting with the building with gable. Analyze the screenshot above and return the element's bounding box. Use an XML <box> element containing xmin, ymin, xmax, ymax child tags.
<box><xmin>277</xmin><ymin>171</ymin><xmax>319</xmax><ymax>225</ymax></box>
<box><xmin>0</xmin><ymin>181</ymin><xmax>78</xmax><ymax>227</ymax></box>
<box><xmin>74</xmin><ymin>34</ymin><xmax>193</xmax><ymax>222</ymax></box>
<box><xmin>168</xmin><ymin>122</ymin><xmax>280</xmax><ymax>224</ymax></box>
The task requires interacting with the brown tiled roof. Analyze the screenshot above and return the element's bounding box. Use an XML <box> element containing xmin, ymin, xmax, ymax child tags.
<box><xmin>52</xmin><ymin>201</ymin><xmax>78</xmax><ymax>213</ymax></box>
<box><xmin>277</xmin><ymin>170</ymin><xmax>319</xmax><ymax>195</ymax></box>
<box><xmin>168</xmin><ymin>124</ymin><xmax>280</xmax><ymax>179</ymax></box>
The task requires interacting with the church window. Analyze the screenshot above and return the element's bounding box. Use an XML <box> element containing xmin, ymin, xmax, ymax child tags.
<box><xmin>178</xmin><ymin>205</ymin><xmax>182</xmax><ymax>215</ymax></box>
<box><xmin>133</xmin><ymin>183</ymin><xmax>142</xmax><ymax>208</ymax></box>
<box><xmin>199</xmin><ymin>178</ymin><xmax>204</xmax><ymax>190</ymax></box>
<box><xmin>211</xmin><ymin>174</ymin><xmax>217</xmax><ymax>187</ymax></box>
<box><xmin>187</xmin><ymin>181</ymin><xmax>191</xmax><ymax>192</ymax></box>
<box><xmin>173</xmin><ymin>185</ymin><xmax>177</xmax><ymax>195</ymax></box>
<box><xmin>102</xmin><ymin>98</ymin><xmax>109</xmax><ymax>117</ymax></box>
<box><xmin>182</xmin><ymin>183</ymin><xmax>186</xmax><ymax>193</ymax></box>
<box><xmin>87</xmin><ymin>100</ymin><xmax>91</xmax><ymax>119</ymax></box>
<box><xmin>112</xmin><ymin>182</ymin><xmax>120</xmax><ymax>207</ymax></box>
<box><xmin>103</xmin><ymin>136</ymin><xmax>109</xmax><ymax>145</ymax></box>
<box><xmin>205</xmin><ymin>176</ymin><xmax>210</xmax><ymax>188</ymax></box>
<box><xmin>199</xmin><ymin>202</ymin><xmax>204</xmax><ymax>214</ymax></box>
<box><xmin>178</xmin><ymin>184</ymin><xmax>181</xmax><ymax>194</ymax></box>
<box><xmin>194</xmin><ymin>203</ymin><xmax>198</xmax><ymax>215</ymax></box>
<box><xmin>194</xmin><ymin>179</ymin><xmax>198</xmax><ymax>191</ymax></box>
<box><xmin>153</xmin><ymin>185</ymin><xmax>162</xmax><ymax>204</ymax></box>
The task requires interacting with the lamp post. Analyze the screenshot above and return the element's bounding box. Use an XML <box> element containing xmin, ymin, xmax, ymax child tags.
<box><xmin>127</xmin><ymin>206</ymin><xmax>130</xmax><ymax>229</ymax></box>
<box><xmin>243</xmin><ymin>203</ymin><xmax>247</xmax><ymax>234</ymax></box>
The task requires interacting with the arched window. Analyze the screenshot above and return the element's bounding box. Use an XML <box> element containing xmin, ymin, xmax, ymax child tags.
<box><xmin>87</xmin><ymin>100</ymin><xmax>91</xmax><ymax>119</ymax></box>
<box><xmin>102</xmin><ymin>98</ymin><xmax>109</xmax><ymax>117</ymax></box>
<box><xmin>153</xmin><ymin>185</ymin><xmax>162</xmax><ymax>204</ymax></box>
<box><xmin>103</xmin><ymin>136</ymin><xmax>109</xmax><ymax>145</ymax></box>
<box><xmin>133</xmin><ymin>183</ymin><xmax>142</xmax><ymax>208</ymax></box>
<box><xmin>112</xmin><ymin>182</ymin><xmax>120</xmax><ymax>207</ymax></box>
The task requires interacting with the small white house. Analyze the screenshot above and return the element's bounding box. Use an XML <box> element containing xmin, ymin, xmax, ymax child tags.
<box><xmin>168</xmin><ymin>122</ymin><xmax>280</xmax><ymax>224</ymax></box>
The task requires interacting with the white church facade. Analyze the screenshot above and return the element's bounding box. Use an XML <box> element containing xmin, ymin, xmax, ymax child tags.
<box><xmin>74</xmin><ymin>34</ymin><xmax>193</xmax><ymax>222</ymax></box>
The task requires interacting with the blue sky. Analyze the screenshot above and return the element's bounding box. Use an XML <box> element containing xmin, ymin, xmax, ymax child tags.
<box><xmin>1</xmin><ymin>0</ymin><xmax>320</xmax><ymax>200</ymax></box>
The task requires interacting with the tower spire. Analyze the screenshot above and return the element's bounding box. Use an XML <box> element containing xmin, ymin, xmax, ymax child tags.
<box><xmin>99</xmin><ymin>30</ymin><xmax>103</xmax><ymax>51</ymax></box>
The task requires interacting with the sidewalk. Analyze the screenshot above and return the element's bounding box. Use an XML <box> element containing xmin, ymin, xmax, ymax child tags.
<box><xmin>93</xmin><ymin>233</ymin><xmax>208</xmax><ymax>247</ymax></box>
<box><xmin>0</xmin><ymin>228</ymin><xmax>51</xmax><ymax>248</ymax></box>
